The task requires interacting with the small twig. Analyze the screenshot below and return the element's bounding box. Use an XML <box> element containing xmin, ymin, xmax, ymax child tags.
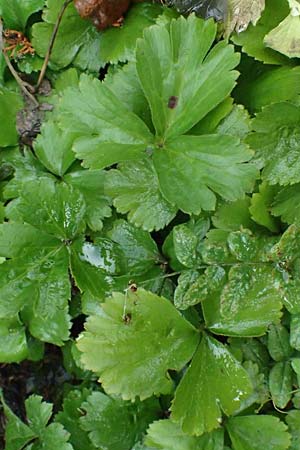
<box><xmin>36</xmin><ymin>0</ymin><xmax>73</xmax><ymax>90</ymax></box>
<box><xmin>2</xmin><ymin>51</ymin><xmax>39</xmax><ymax>106</ymax></box>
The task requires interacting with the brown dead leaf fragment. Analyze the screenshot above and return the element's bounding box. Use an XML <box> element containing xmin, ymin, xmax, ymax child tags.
<box><xmin>74</xmin><ymin>0</ymin><xmax>131</xmax><ymax>29</ymax></box>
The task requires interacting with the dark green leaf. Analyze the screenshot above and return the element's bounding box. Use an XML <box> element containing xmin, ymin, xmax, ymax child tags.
<box><xmin>105</xmin><ymin>159</ymin><xmax>177</xmax><ymax>232</ymax></box>
<box><xmin>154</xmin><ymin>135</ymin><xmax>257</xmax><ymax>214</ymax></box>
<box><xmin>269</xmin><ymin>361</ymin><xmax>293</xmax><ymax>409</ymax></box>
<box><xmin>0</xmin><ymin>0</ymin><xmax>45</xmax><ymax>29</ymax></box>
<box><xmin>226</xmin><ymin>415</ymin><xmax>291</xmax><ymax>450</ymax></box>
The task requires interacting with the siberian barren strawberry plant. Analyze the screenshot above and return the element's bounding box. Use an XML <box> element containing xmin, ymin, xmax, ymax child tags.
<box><xmin>0</xmin><ymin>0</ymin><xmax>300</xmax><ymax>449</ymax></box>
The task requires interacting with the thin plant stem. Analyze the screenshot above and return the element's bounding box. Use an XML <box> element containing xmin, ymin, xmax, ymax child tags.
<box><xmin>2</xmin><ymin>51</ymin><xmax>39</xmax><ymax>106</ymax></box>
<box><xmin>36</xmin><ymin>0</ymin><xmax>73</xmax><ymax>89</ymax></box>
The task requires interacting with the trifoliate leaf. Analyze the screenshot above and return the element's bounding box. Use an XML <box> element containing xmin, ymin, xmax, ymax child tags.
<box><xmin>172</xmin><ymin>216</ymin><xmax>210</xmax><ymax>269</ymax></box>
<box><xmin>105</xmin><ymin>159</ymin><xmax>177</xmax><ymax>232</ymax></box>
<box><xmin>264</xmin><ymin>4</ymin><xmax>300</xmax><ymax>58</ymax></box>
<box><xmin>55</xmin><ymin>388</ymin><xmax>94</xmax><ymax>450</ymax></box>
<box><xmin>286</xmin><ymin>410</ymin><xmax>300</xmax><ymax>450</ymax></box>
<box><xmin>64</xmin><ymin>168</ymin><xmax>112</xmax><ymax>232</ymax></box>
<box><xmin>0</xmin><ymin>0</ymin><xmax>45</xmax><ymax>29</ymax></box>
<box><xmin>247</xmin><ymin>102</ymin><xmax>300</xmax><ymax>185</ymax></box>
<box><xmin>0</xmin><ymin>317</ymin><xmax>28</xmax><ymax>363</ymax></box>
<box><xmin>269</xmin><ymin>361</ymin><xmax>293</xmax><ymax>409</ymax></box>
<box><xmin>202</xmin><ymin>265</ymin><xmax>283</xmax><ymax>337</ymax></box>
<box><xmin>171</xmin><ymin>334</ymin><xmax>252</xmax><ymax>436</ymax></box>
<box><xmin>225</xmin><ymin>0</ymin><xmax>265</xmax><ymax>36</ymax></box>
<box><xmin>250</xmin><ymin>182</ymin><xmax>279</xmax><ymax>232</ymax></box>
<box><xmin>12</xmin><ymin>178</ymin><xmax>86</xmax><ymax>240</ymax></box>
<box><xmin>60</xmin><ymin>74</ymin><xmax>153</xmax><ymax>169</ymax></box>
<box><xmin>0</xmin><ymin>88</ymin><xmax>23</xmax><ymax>147</ymax></box>
<box><xmin>154</xmin><ymin>135</ymin><xmax>257</xmax><ymax>214</ymax></box>
<box><xmin>80</xmin><ymin>391</ymin><xmax>160</xmax><ymax>450</ymax></box>
<box><xmin>267</xmin><ymin>324</ymin><xmax>293</xmax><ymax>362</ymax></box>
<box><xmin>226</xmin><ymin>415</ymin><xmax>291</xmax><ymax>450</ymax></box>
<box><xmin>290</xmin><ymin>314</ymin><xmax>300</xmax><ymax>351</ymax></box>
<box><xmin>136</xmin><ymin>15</ymin><xmax>240</xmax><ymax>140</ymax></box>
<box><xmin>145</xmin><ymin>420</ymin><xmax>224</xmax><ymax>450</ymax></box>
<box><xmin>232</xmin><ymin>0</ymin><xmax>289</xmax><ymax>64</ymax></box>
<box><xmin>77</xmin><ymin>288</ymin><xmax>199</xmax><ymax>400</ymax></box>
<box><xmin>0</xmin><ymin>391</ymin><xmax>36</xmax><ymax>450</ymax></box>
<box><xmin>272</xmin><ymin>184</ymin><xmax>300</xmax><ymax>226</ymax></box>
<box><xmin>212</xmin><ymin>197</ymin><xmax>253</xmax><ymax>231</ymax></box>
<box><xmin>34</xmin><ymin>121</ymin><xmax>77</xmax><ymax>177</ymax></box>
<box><xmin>0</xmin><ymin>393</ymin><xmax>74</xmax><ymax>450</ymax></box>
<box><xmin>32</xmin><ymin>0</ymin><xmax>103</xmax><ymax>71</ymax></box>
<box><xmin>100</xmin><ymin>3</ymin><xmax>163</xmax><ymax>64</ymax></box>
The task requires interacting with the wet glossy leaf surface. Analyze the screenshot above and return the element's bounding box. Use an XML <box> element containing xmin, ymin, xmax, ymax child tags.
<box><xmin>171</xmin><ymin>334</ymin><xmax>252</xmax><ymax>435</ymax></box>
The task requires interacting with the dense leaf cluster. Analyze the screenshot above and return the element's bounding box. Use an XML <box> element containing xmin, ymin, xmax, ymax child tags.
<box><xmin>1</xmin><ymin>0</ymin><xmax>300</xmax><ymax>449</ymax></box>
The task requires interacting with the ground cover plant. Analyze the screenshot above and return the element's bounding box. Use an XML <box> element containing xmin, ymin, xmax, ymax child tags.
<box><xmin>0</xmin><ymin>0</ymin><xmax>300</xmax><ymax>448</ymax></box>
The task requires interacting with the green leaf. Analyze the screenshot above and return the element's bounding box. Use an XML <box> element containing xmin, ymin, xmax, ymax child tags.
<box><xmin>77</xmin><ymin>288</ymin><xmax>199</xmax><ymax>400</ymax></box>
<box><xmin>0</xmin><ymin>391</ymin><xmax>36</xmax><ymax>450</ymax></box>
<box><xmin>264</xmin><ymin>7</ymin><xmax>300</xmax><ymax>58</ymax></box>
<box><xmin>1</xmin><ymin>393</ymin><xmax>73</xmax><ymax>450</ymax></box>
<box><xmin>0</xmin><ymin>0</ymin><xmax>45</xmax><ymax>29</ymax></box>
<box><xmin>231</xmin><ymin>0</ymin><xmax>290</xmax><ymax>64</ymax></box>
<box><xmin>239</xmin><ymin>66</ymin><xmax>300</xmax><ymax>112</ymax></box>
<box><xmin>28</xmin><ymin>423</ymin><xmax>73</xmax><ymax>450</ymax></box>
<box><xmin>250</xmin><ymin>182</ymin><xmax>279</xmax><ymax>232</ymax></box>
<box><xmin>55</xmin><ymin>388</ymin><xmax>94</xmax><ymax>450</ymax></box>
<box><xmin>101</xmin><ymin>3</ymin><xmax>163</xmax><ymax>64</ymax></box>
<box><xmin>25</xmin><ymin>396</ymin><xmax>53</xmax><ymax>435</ymax></box>
<box><xmin>0</xmin><ymin>222</ymin><xmax>71</xmax><ymax>345</ymax></box>
<box><xmin>60</xmin><ymin>74</ymin><xmax>153</xmax><ymax>169</ymax></box>
<box><xmin>34</xmin><ymin>121</ymin><xmax>77</xmax><ymax>177</ymax></box>
<box><xmin>290</xmin><ymin>314</ymin><xmax>300</xmax><ymax>351</ymax></box>
<box><xmin>0</xmin><ymin>317</ymin><xmax>28</xmax><ymax>363</ymax></box>
<box><xmin>247</xmin><ymin>102</ymin><xmax>300</xmax><ymax>185</ymax></box>
<box><xmin>174</xmin><ymin>270</ymin><xmax>203</xmax><ymax>310</ymax></box>
<box><xmin>80</xmin><ymin>391</ymin><xmax>160</xmax><ymax>450</ymax></box>
<box><xmin>212</xmin><ymin>198</ymin><xmax>253</xmax><ymax>231</ymax></box>
<box><xmin>226</xmin><ymin>415</ymin><xmax>291</xmax><ymax>450</ymax></box>
<box><xmin>12</xmin><ymin>179</ymin><xmax>86</xmax><ymax>240</ymax></box>
<box><xmin>202</xmin><ymin>265</ymin><xmax>283</xmax><ymax>337</ymax></box>
<box><xmin>0</xmin><ymin>88</ymin><xmax>23</xmax><ymax>147</ymax></box>
<box><xmin>286</xmin><ymin>410</ymin><xmax>300</xmax><ymax>450</ymax></box>
<box><xmin>267</xmin><ymin>324</ymin><xmax>293</xmax><ymax>362</ymax></box>
<box><xmin>64</xmin><ymin>168</ymin><xmax>112</xmax><ymax>232</ymax></box>
<box><xmin>171</xmin><ymin>334</ymin><xmax>252</xmax><ymax>435</ymax></box>
<box><xmin>154</xmin><ymin>135</ymin><xmax>257</xmax><ymax>214</ymax></box>
<box><xmin>31</xmin><ymin>0</ymin><xmax>103</xmax><ymax>71</ymax></box>
<box><xmin>105</xmin><ymin>159</ymin><xmax>177</xmax><ymax>232</ymax></box>
<box><xmin>272</xmin><ymin>184</ymin><xmax>300</xmax><ymax>226</ymax></box>
<box><xmin>146</xmin><ymin>420</ymin><xmax>224</xmax><ymax>450</ymax></box>
<box><xmin>216</xmin><ymin>104</ymin><xmax>252</xmax><ymax>139</ymax></box>
<box><xmin>269</xmin><ymin>361</ymin><xmax>293</xmax><ymax>409</ymax></box>
<box><xmin>107</xmin><ymin>219</ymin><xmax>161</xmax><ymax>275</ymax></box>
<box><xmin>136</xmin><ymin>15</ymin><xmax>240</xmax><ymax>139</ymax></box>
